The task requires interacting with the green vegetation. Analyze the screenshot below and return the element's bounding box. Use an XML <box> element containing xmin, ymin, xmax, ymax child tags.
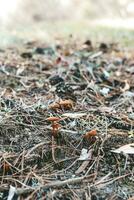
<box><xmin>1</xmin><ymin>21</ymin><xmax>134</xmax><ymax>47</ymax></box>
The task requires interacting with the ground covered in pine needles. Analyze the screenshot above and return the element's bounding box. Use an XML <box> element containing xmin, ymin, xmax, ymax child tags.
<box><xmin>0</xmin><ymin>38</ymin><xmax>133</xmax><ymax>199</ymax></box>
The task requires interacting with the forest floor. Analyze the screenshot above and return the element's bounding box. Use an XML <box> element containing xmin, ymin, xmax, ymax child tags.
<box><xmin>0</xmin><ymin>33</ymin><xmax>133</xmax><ymax>199</ymax></box>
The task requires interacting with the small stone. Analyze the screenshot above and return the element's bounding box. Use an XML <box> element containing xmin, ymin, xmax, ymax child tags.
<box><xmin>21</xmin><ymin>52</ymin><xmax>32</xmax><ymax>58</ymax></box>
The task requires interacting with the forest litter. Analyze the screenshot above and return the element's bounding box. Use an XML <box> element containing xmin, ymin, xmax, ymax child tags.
<box><xmin>0</xmin><ymin>38</ymin><xmax>133</xmax><ymax>199</ymax></box>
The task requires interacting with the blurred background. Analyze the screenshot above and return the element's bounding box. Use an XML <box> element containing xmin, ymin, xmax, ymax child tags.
<box><xmin>1</xmin><ymin>0</ymin><xmax>134</xmax><ymax>47</ymax></box>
